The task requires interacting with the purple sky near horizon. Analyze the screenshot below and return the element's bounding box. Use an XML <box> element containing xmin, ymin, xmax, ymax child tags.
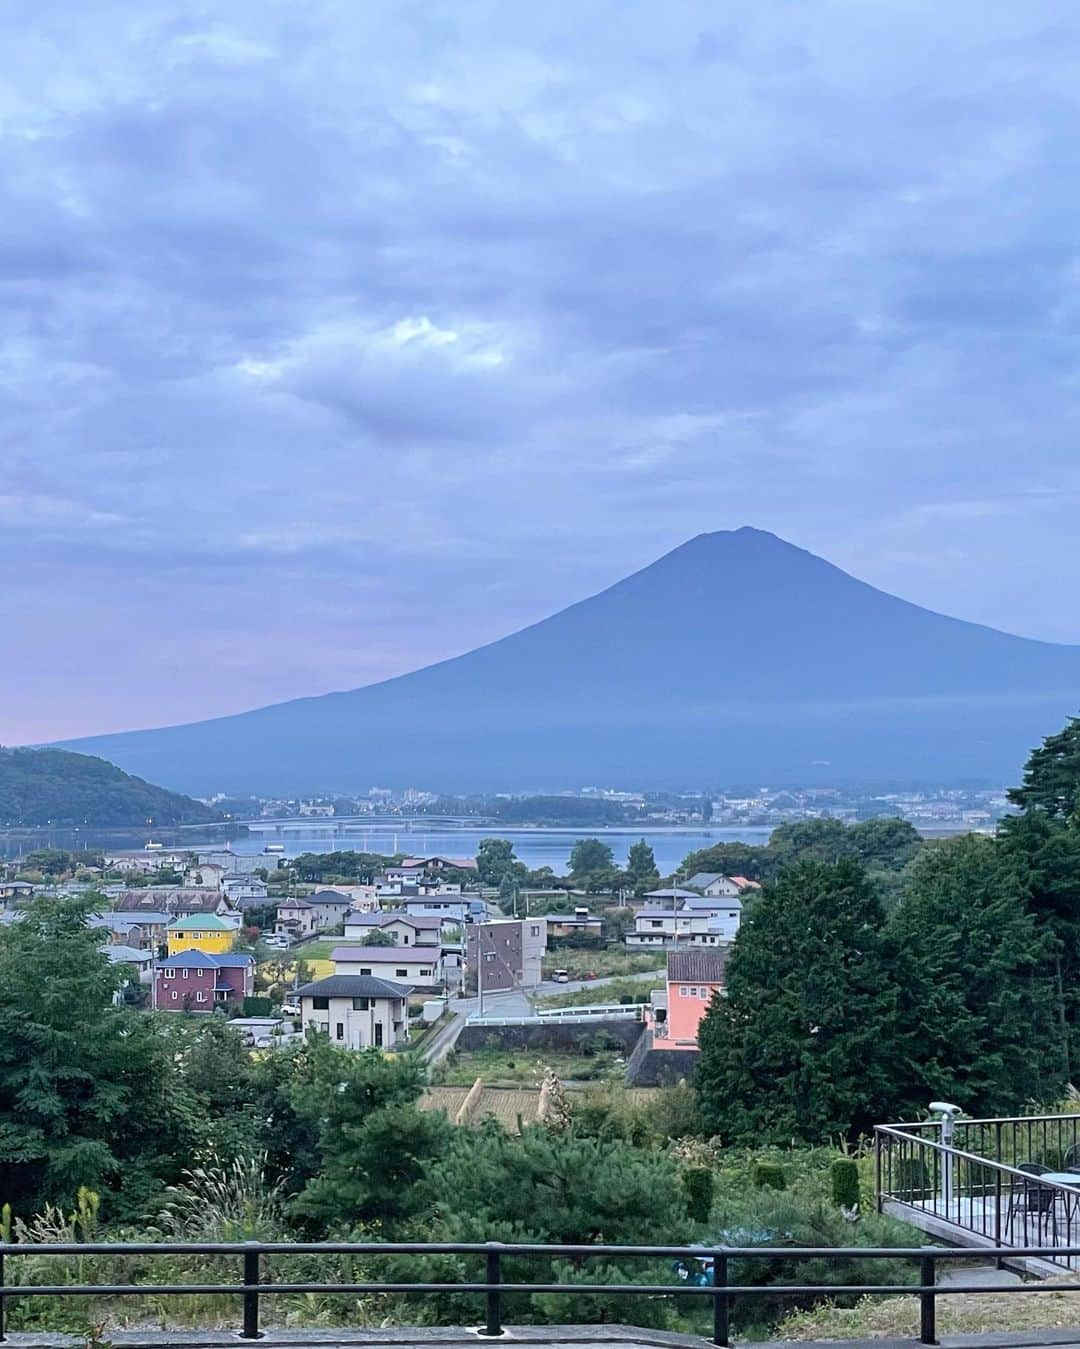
<box><xmin>5</xmin><ymin>2</ymin><xmax>1080</xmax><ymax>744</ymax></box>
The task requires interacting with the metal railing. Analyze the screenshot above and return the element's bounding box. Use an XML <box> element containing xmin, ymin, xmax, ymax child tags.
<box><xmin>8</xmin><ymin>1239</ymin><xmax>1080</xmax><ymax>1346</ymax></box>
<box><xmin>876</xmin><ymin>1114</ymin><xmax>1080</xmax><ymax>1270</ymax></box>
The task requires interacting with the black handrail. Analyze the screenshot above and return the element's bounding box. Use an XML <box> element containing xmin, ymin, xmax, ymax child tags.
<box><xmin>4</xmin><ymin>1239</ymin><xmax>1080</xmax><ymax>1347</ymax></box>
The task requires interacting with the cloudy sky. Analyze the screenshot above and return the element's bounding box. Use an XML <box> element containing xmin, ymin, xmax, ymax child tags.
<box><xmin>4</xmin><ymin>1</ymin><xmax>1080</xmax><ymax>743</ymax></box>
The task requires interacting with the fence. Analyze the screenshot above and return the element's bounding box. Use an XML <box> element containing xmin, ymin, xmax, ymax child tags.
<box><xmin>7</xmin><ymin>1239</ymin><xmax>1080</xmax><ymax>1346</ymax></box>
<box><xmin>875</xmin><ymin>1114</ymin><xmax>1080</xmax><ymax>1270</ymax></box>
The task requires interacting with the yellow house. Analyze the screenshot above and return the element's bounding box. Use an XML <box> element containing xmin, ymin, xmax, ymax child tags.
<box><xmin>166</xmin><ymin>913</ymin><xmax>237</xmax><ymax>957</ymax></box>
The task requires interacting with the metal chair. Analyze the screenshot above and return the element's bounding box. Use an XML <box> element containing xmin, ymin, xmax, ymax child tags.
<box><xmin>1005</xmin><ymin>1162</ymin><xmax>1061</xmax><ymax>1243</ymax></box>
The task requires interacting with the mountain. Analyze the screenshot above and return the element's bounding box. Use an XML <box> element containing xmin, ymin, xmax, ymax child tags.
<box><xmin>49</xmin><ymin>528</ymin><xmax>1080</xmax><ymax>793</ymax></box>
<box><xmin>0</xmin><ymin>747</ymin><xmax>221</xmax><ymax>826</ymax></box>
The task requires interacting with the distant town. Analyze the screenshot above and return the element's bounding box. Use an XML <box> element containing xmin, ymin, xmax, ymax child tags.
<box><xmin>206</xmin><ymin>782</ymin><xmax>1014</xmax><ymax>833</ymax></box>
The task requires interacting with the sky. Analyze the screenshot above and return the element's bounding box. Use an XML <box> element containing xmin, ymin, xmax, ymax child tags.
<box><xmin>4</xmin><ymin>1</ymin><xmax>1080</xmax><ymax>743</ymax></box>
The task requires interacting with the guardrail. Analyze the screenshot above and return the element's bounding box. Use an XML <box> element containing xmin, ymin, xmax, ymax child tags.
<box><xmin>536</xmin><ymin>1003</ymin><xmax>644</xmax><ymax>1020</ymax></box>
<box><xmin>7</xmin><ymin>1239</ymin><xmax>1080</xmax><ymax>1346</ymax></box>
<box><xmin>876</xmin><ymin>1118</ymin><xmax>1080</xmax><ymax>1270</ymax></box>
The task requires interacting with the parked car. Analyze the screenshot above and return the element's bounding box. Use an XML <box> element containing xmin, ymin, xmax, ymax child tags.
<box><xmin>280</xmin><ymin>1002</ymin><xmax>300</xmax><ymax>1017</ymax></box>
<box><xmin>551</xmin><ymin>968</ymin><xmax>570</xmax><ymax>983</ymax></box>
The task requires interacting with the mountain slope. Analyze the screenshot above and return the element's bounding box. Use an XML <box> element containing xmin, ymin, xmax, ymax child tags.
<box><xmin>50</xmin><ymin>528</ymin><xmax>1080</xmax><ymax>792</ymax></box>
<box><xmin>0</xmin><ymin>748</ymin><xmax>221</xmax><ymax>826</ymax></box>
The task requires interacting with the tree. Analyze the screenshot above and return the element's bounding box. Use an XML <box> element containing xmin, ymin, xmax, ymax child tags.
<box><xmin>626</xmin><ymin>840</ymin><xmax>660</xmax><ymax>895</ymax></box>
<box><xmin>886</xmin><ymin>835</ymin><xmax>1065</xmax><ymax>1114</ymax></box>
<box><xmin>1008</xmin><ymin>716</ymin><xmax>1080</xmax><ymax>820</ymax></box>
<box><xmin>568</xmin><ymin>838</ymin><xmax>614</xmax><ymax>880</ymax></box>
<box><xmin>678</xmin><ymin>840</ymin><xmax>766</xmax><ymax>884</ymax></box>
<box><xmin>476</xmin><ymin>838</ymin><xmax>525</xmax><ymax>887</ymax></box>
<box><xmin>847</xmin><ymin>818</ymin><xmax>922</xmax><ymax>872</ymax></box>
<box><xmin>696</xmin><ymin>860</ymin><xmax>900</xmax><ymax>1143</ymax></box>
<box><xmin>0</xmin><ymin>897</ymin><xmax>202</xmax><ymax>1217</ymax></box>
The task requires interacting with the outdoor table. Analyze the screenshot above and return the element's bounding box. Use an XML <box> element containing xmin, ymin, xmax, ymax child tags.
<box><xmin>1033</xmin><ymin>1171</ymin><xmax>1080</xmax><ymax>1230</ymax></box>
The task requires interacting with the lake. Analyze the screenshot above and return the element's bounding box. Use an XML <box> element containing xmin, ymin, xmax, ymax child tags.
<box><xmin>230</xmin><ymin>820</ymin><xmax>775</xmax><ymax>876</ymax></box>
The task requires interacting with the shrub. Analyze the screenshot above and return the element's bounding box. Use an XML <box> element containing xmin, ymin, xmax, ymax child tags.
<box><xmin>682</xmin><ymin>1167</ymin><xmax>714</xmax><ymax>1222</ymax></box>
<box><xmin>830</xmin><ymin>1157</ymin><xmax>860</xmax><ymax>1209</ymax></box>
<box><xmin>752</xmin><ymin>1160</ymin><xmax>786</xmax><ymax>1190</ymax></box>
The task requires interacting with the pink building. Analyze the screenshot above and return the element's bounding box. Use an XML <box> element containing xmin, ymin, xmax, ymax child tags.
<box><xmin>154</xmin><ymin>951</ymin><xmax>254</xmax><ymax>1013</ymax></box>
<box><xmin>651</xmin><ymin>948</ymin><xmax>729</xmax><ymax>1048</ymax></box>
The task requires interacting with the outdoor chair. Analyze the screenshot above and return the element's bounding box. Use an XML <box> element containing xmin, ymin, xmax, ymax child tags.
<box><xmin>1005</xmin><ymin>1162</ymin><xmax>1061</xmax><ymax>1243</ymax></box>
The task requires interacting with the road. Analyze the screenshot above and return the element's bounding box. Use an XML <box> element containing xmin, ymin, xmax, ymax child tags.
<box><xmin>452</xmin><ymin>966</ymin><xmax>663</xmax><ymax>1021</ymax></box>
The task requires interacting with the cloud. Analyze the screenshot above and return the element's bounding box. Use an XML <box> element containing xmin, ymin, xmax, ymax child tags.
<box><xmin>4</xmin><ymin>0</ymin><xmax>1080</xmax><ymax>740</ymax></box>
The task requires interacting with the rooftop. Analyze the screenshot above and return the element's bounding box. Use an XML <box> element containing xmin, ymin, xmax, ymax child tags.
<box><xmin>297</xmin><ymin>974</ymin><xmax>411</xmax><ymax>999</ymax></box>
<box><xmin>157</xmin><ymin>950</ymin><xmax>253</xmax><ymax>969</ymax></box>
<box><xmin>331</xmin><ymin>945</ymin><xmax>438</xmax><ymax>963</ymax></box>
<box><xmin>667</xmin><ymin>947</ymin><xmax>730</xmax><ymax>982</ymax></box>
<box><xmin>168</xmin><ymin>913</ymin><xmax>234</xmax><ymax>931</ymax></box>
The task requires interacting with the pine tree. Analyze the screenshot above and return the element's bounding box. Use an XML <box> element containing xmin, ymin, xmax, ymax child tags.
<box><xmin>695</xmin><ymin>859</ymin><xmax>899</xmax><ymax>1143</ymax></box>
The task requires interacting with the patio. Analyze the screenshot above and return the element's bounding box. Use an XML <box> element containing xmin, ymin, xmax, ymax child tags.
<box><xmin>875</xmin><ymin>1113</ymin><xmax>1080</xmax><ymax>1273</ymax></box>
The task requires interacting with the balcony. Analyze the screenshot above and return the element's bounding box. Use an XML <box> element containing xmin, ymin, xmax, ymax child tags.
<box><xmin>875</xmin><ymin>1112</ymin><xmax>1080</xmax><ymax>1272</ymax></box>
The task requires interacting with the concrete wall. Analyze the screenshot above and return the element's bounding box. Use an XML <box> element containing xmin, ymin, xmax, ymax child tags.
<box><xmin>457</xmin><ymin>1019</ymin><xmax>642</xmax><ymax>1055</ymax></box>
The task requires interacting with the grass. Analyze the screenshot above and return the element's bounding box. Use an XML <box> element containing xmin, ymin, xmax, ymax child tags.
<box><xmin>542</xmin><ymin>946</ymin><xmax>665</xmax><ymax>979</ymax></box>
<box><xmin>533</xmin><ymin>974</ymin><xmax>664</xmax><ymax>1009</ymax></box>
<box><xmin>778</xmin><ymin>1276</ymin><xmax>1080</xmax><ymax>1340</ymax></box>
<box><xmin>432</xmin><ymin>1044</ymin><xmax>628</xmax><ymax>1086</ymax></box>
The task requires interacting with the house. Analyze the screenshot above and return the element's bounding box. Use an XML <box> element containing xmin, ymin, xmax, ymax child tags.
<box><xmin>464</xmin><ymin>918</ymin><xmax>547</xmax><ymax>993</ymax></box>
<box><xmin>296</xmin><ymin>974</ymin><xmax>409</xmax><ymax>1050</ymax></box>
<box><xmin>275</xmin><ymin>898</ymin><xmax>317</xmax><ymax>940</ymax></box>
<box><xmin>114</xmin><ymin>889</ymin><xmax>238</xmax><ymax>923</ymax></box>
<box><xmin>401</xmin><ymin>855</ymin><xmax>478</xmax><ymax>874</ymax></box>
<box><xmin>404</xmin><ymin>895</ymin><xmax>488</xmax><ymax>924</ymax></box>
<box><xmin>221</xmin><ymin>875</ymin><xmax>268</xmax><ymax>906</ymax></box>
<box><xmin>185</xmin><ymin>862</ymin><xmax>228</xmax><ymax>889</ymax></box>
<box><xmin>166</xmin><ymin>912</ymin><xmax>238</xmax><ymax>957</ymax></box>
<box><xmin>0</xmin><ymin>879</ymin><xmax>36</xmax><ymax>907</ymax></box>
<box><xmin>154</xmin><ymin>951</ymin><xmax>254</xmax><ymax>1013</ymax></box>
<box><xmin>684</xmin><ymin>873</ymin><xmax>747</xmax><ymax>898</ymax></box>
<box><xmin>649</xmin><ymin>947</ymin><xmax>729</xmax><ymax>1048</ymax></box>
<box><xmin>546</xmin><ymin>908</ymin><xmax>604</xmax><ymax>940</ymax></box>
<box><xmin>330</xmin><ymin>944</ymin><xmax>444</xmax><ymax>991</ymax></box>
<box><xmin>102</xmin><ymin>944</ymin><xmax>154</xmax><ymax>983</ymax></box>
<box><xmin>90</xmin><ymin>910</ymin><xmax>169</xmax><ymax>951</ymax></box>
<box><xmin>342</xmin><ymin>911</ymin><xmax>442</xmax><ymax>947</ymax></box>
<box><xmin>627</xmin><ymin>893</ymin><xmax>741</xmax><ymax>948</ymax></box>
<box><xmin>307</xmin><ymin>890</ymin><xmax>353</xmax><ymax>928</ymax></box>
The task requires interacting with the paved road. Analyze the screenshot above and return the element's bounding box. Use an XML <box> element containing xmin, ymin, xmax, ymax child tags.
<box><xmin>452</xmin><ymin>966</ymin><xmax>663</xmax><ymax>1021</ymax></box>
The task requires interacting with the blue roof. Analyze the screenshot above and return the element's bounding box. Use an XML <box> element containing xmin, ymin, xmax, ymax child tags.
<box><xmin>157</xmin><ymin>951</ymin><xmax>253</xmax><ymax>970</ymax></box>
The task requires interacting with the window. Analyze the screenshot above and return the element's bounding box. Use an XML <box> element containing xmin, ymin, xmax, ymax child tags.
<box><xmin>196</xmin><ymin>991</ymin><xmax>206</xmax><ymax>1003</ymax></box>
<box><xmin>700</xmin><ymin>987</ymin><xmax>711</xmax><ymax>999</ymax></box>
<box><xmin>170</xmin><ymin>991</ymin><xmax>178</xmax><ymax>1001</ymax></box>
<box><xmin>182</xmin><ymin>968</ymin><xmax>189</xmax><ymax>980</ymax></box>
<box><xmin>650</xmin><ymin>920</ymin><xmax>662</xmax><ymax>928</ymax></box>
<box><xmin>196</xmin><ymin>968</ymin><xmax>205</xmax><ymax>976</ymax></box>
<box><xmin>395</xmin><ymin>969</ymin><xmax>408</xmax><ymax>978</ymax></box>
<box><xmin>420</xmin><ymin>968</ymin><xmax>431</xmax><ymax>976</ymax></box>
<box><xmin>679</xmin><ymin>987</ymin><xmax>689</xmax><ymax>997</ymax></box>
<box><xmin>193</xmin><ymin>932</ymin><xmax>202</xmax><ymax>939</ymax></box>
<box><xmin>163</xmin><ymin>969</ymin><xmax>175</xmax><ymax>980</ymax></box>
<box><xmin>484</xmin><ymin>952</ymin><xmax>495</xmax><ymax>963</ymax></box>
<box><xmin>312</xmin><ymin>997</ymin><xmax>329</xmax><ymax>1011</ymax></box>
<box><xmin>530</xmin><ymin>925</ymin><xmax>540</xmax><ymax>936</ymax></box>
<box><xmin>352</xmin><ymin>998</ymin><xmax>370</xmax><ymax>1011</ymax></box>
<box><xmin>360</xmin><ymin>967</ymin><xmax>372</xmax><ymax>975</ymax></box>
<box><xmin>336</xmin><ymin>1022</ymin><xmax>344</xmax><ymax>1040</ymax></box>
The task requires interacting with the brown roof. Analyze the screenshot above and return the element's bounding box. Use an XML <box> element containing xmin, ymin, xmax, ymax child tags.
<box><xmin>667</xmin><ymin>948</ymin><xmax>730</xmax><ymax>984</ymax></box>
<box><xmin>114</xmin><ymin>889</ymin><xmax>225</xmax><ymax>915</ymax></box>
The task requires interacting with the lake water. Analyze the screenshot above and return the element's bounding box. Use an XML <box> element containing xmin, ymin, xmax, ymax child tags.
<box><xmin>230</xmin><ymin>821</ymin><xmax>775</xmax><ymax>876</ymax></box>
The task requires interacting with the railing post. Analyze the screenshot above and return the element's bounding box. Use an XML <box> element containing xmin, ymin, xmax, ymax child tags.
<box><xmin>920</xmin><ymin>1253</ymin><xmax>937</xmax><ymax>1345</ymax></box>
<box><xmin>480</xmin><ymin>1241</ymin><xmax>502</xmax><ymax>1337</ymax></box>
<box><xmin>994</xmin><ymin>1165</ymin><xmax>1003</xmax><ymax>1268</ymax></box>
<box><xmin>0</xmin><ymin>1247</ymin><xmax>6</xmax><ymax>1344</ymax></box>
<box><xmin>712</xmin><ymin>1251</ymin><xmax>730</xmax><ymax>1347</ymax></box>
<box><xmin>241</xmin><ymin>1242</ymin><xmax>261</xmax><ymax>1340</ymax></box>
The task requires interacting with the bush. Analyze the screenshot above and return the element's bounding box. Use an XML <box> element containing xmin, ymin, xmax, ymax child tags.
<box><xmin>243</xmin><ymin>996</ymin><xmax>273</xmax><ymax>1017</ymax></box>
<box><xmin>752</xmin><ymin>1160</ymin><xmax>786</xmax><ymax>1190</ymax></box>
<box><xmin>830</xmin><ymin>1157</ymin><xmax>860</xmax><ymax>1209</ymax></box>
<box><xmin>682</xmin><ymin>1167</ymin><xmax>714</xmax><ymax>1222</ymax></box>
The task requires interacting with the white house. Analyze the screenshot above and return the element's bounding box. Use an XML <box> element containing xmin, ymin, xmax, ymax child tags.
<box><xmin>627</xmin><ymin>895</ymin><xmax>741</xmax><ymax>948</ymax></box>
<box><xmin>331</xmin><ymin>944</ymin><xmax>444</xmax><ymax>990</ymax></box>
<box><xmin>296</xmin><ymin>974</ymin><xmax>410</xmax><ymax>1050</ymax></box>
<box><xmin>684</xmin><ymin>873</ymin><xmax>747</xmax><ymax>898</ymax></box>
<box><xmin>342</xmin><ymin>911</ymin><xmax>442</xmax><ymax>947</ymax></box>
<box><xmin>221</xmin><ymin>874</ymin><xmax>269</xmax><ymax>905</ymax></box>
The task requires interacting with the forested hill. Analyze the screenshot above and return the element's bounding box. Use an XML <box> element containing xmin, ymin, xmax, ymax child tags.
<box><xmin>0</xmin><ymin>748</ymin><xmax>221</xmax><ymax>826</ymax></box>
